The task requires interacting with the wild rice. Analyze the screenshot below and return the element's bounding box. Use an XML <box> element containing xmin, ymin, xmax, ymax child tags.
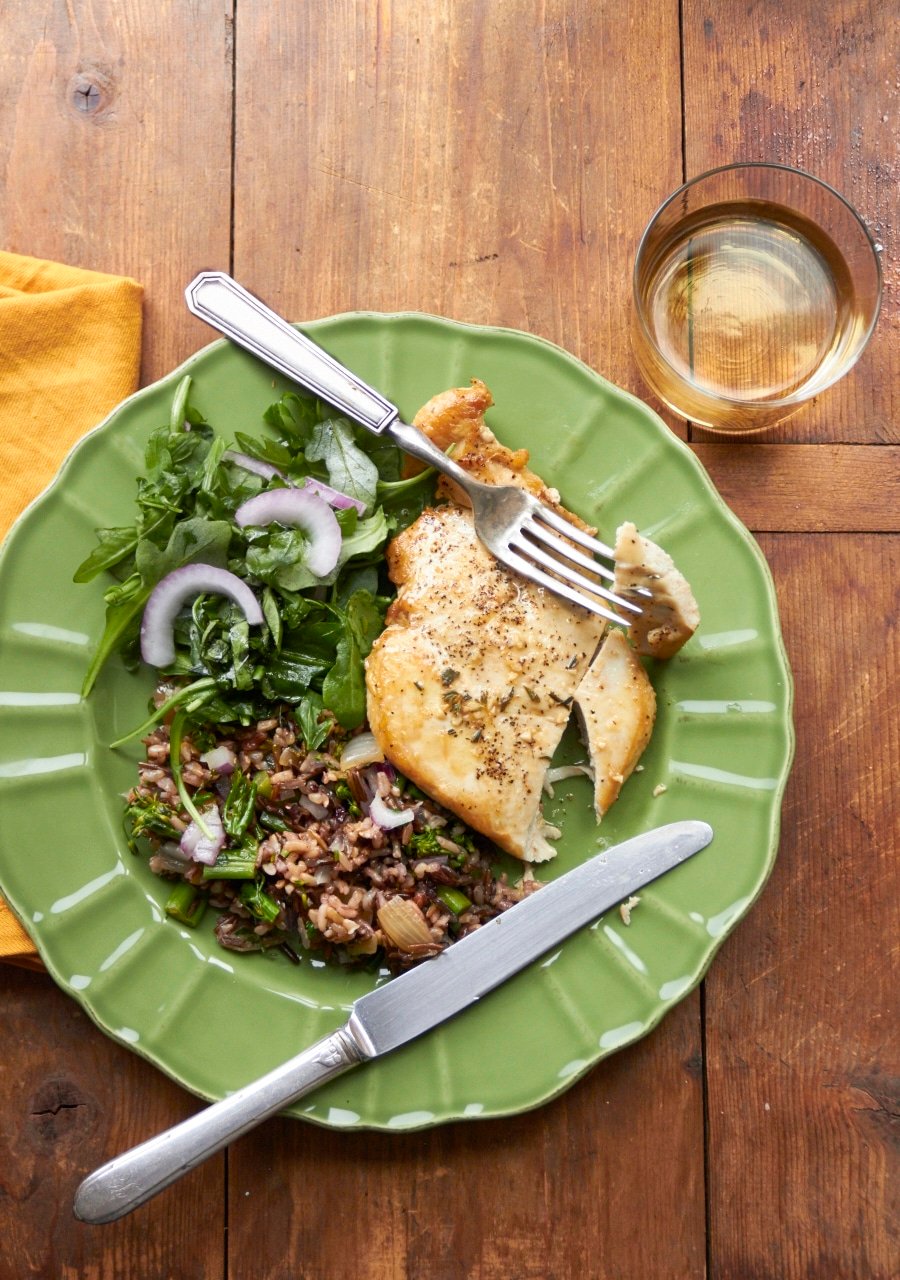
<box><xmin>126</xmin><ymin>698</ymin><xmax>541</xmax><ymax>971</ymax></box>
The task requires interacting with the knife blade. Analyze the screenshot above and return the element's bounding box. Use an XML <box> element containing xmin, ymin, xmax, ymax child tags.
<box><xmin>74</xmin><ymin>819</ymin><xmax>712</xmax><ymax>1223</ymax></box>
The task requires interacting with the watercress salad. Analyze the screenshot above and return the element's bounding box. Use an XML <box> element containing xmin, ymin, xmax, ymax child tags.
<box><xmin>76</xmin><ymin>374</ymin><xmax>434</xmax><ymax>740</ymax></box>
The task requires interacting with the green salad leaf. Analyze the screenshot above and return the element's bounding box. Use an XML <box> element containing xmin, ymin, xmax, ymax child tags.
<box><xmin>306</xmin><ymin>417</ymin><xmax>380</xmax><ymax>513</ymax></box>
<box><xmin>77</xmin><ymin>377</ymin><xmax>434</xmax><ymax>728</ymax></box>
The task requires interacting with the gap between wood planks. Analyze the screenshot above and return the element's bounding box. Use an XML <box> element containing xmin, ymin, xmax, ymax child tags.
<box><xmin>689</xmin><ymin>444</ymin><xmax>900</xmax><ymax>532</ymax></box>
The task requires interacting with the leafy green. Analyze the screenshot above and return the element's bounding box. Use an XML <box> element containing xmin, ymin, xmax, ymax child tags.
<box><xmin>135</xmin><ymin>517</ymin><xmax>232</xmax><ymax>584</ymax></box>
<box><xmin>296</xmin><ymin>693</ymin><xmax>333</xmax><ymax>750</ymax></box>
<box><xmin>306</xmin><ymin>417</ymin><xmax>379</xmax><ymax>513</ymax></box>
<box><xmin>240</xmin><ymin>880</ymin><xmax>281</xmax><ymax>923</ymax></box>
<box><xmin>73</xmin><ymin>527</ymin><xmax>140</xmax><ymax>583</ymax></box>
<box><xmin>77</xmin><ymin>374</ymin><xmax>434</xmax><ymax>732</ymax></box>
<box><xmin>262</xmin><ymin>390</ymin><xmax>318</xmax><ymax>442</ymax></box>
<box><xmin>81</xmin><ymin>589</ymin><xmax>151</xmax><ymax>697</ymax></box>
<box><xmin>322</xmin><ymin>626</ymin><xmax>365</xmax><ymax>729</ymax></box>
<box><xmin>223</xmin><ymin>771</ymin><xmax>257</xmax><ymax>837</ymax></box>
<box><xmin>336</xmin><ymin>509</ymin><xmax>389</xmax><ymax>564</ymax></box>
<box><xmin>346</xmin><ymin>589</ymin><xmax>385</xmax><ymax>657</ymax></box>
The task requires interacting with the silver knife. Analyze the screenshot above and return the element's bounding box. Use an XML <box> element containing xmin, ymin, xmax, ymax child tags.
<box><xmin>74</xmin><ymin>819</ymin><xmax>712</xmax><ymax>1223</ymax></box>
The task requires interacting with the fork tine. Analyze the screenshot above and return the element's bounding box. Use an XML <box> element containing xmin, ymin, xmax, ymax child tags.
<box><xmin>529</xmin><ymin>505</ymin><xmax>616</xmax><ymax>560</ymax></box>
<box><xmin>521</xmin><ymin>517</ymin><xmax>617</xmax><ymax>583</ymax></box>
<box><xmin>500</xmin><ymin>546</ymin><xmax>634</xmax><ymax>627</ymax></box>
<box><xmin>511</xmin><ymin>533</ymin><xmax>642</xmax><ymax>615</ymax></box>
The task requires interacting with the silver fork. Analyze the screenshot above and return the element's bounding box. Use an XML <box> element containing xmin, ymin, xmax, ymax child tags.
<box><xmin>185</xmin><ymin>272</ymin><xmax>642</xmax><ymax>627</ymax></box>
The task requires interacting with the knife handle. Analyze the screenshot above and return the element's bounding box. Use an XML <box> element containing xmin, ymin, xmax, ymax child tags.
<box><xmin>185</xmin><ymin>271</ymin><xmax>399</xmax><ymax>434</ymax></box>
<box><xmin>73</xmin><ymin>1026</ymin><xmax>363</xmax><ymax>1224</ymax></box>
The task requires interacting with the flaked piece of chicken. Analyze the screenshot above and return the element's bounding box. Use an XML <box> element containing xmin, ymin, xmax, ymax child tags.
<box><xmin>366</xmin><ymin>504</ymin><xmax>605</xmax><ymax>862</ymax></box>
<box><xmin>614</xmin><ymin>521</ymin><xmax>700</xmax><ymax>659</ymax></box>
<box><xmin>572</xmin><ymin>629</ymin><xmax>656</xmax><ymax>819</ymax></box>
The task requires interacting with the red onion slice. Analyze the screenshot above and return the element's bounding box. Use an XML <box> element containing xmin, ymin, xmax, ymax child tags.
<box><xmin>140</xmin><ymin>564</ymin><xmax>264</xmax><ymax>668</ymax></box>
<box><xmin>300</xmin><ymin>478</ymin><xmax>366</xmax><ymax>515</ymax></box>
<box><xmin>222</xmin><ymin>451</ymin><xmax>365</xmax><ymax>515</ymax></box>
<box><xmin>223</xmin><ymin>450</ymin><xmax>286</xmax><ymax>482</ymax></box>
<box><xmin>368</xmin><ymin>793</ymin><xmax>415</xmax><ymax>830</ymax></box>
<box><xmin>179</xmin><ymin>805</ymin><xmax>226</xmax><ymax>866</ymax></box>
<box><xmin>234</xmin><ymin>488</ymin><xmax>342</xmax><ymax>577</ymax></box>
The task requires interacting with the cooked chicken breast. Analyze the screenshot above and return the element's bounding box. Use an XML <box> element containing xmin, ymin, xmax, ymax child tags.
<box><xmin>614</xmin><ymin>521</ymin><xmax>700</xmax><ymax>659</ymax></box>
<box><xmin>367</xmin><ymin>381</ymin><xmax>697</xmax><ymax>860</ymax></box>
<box><xmin>366</xmin><ymin>505</ymin><xmax>605</xmax><ymax>861</ymax></box>
<box><xmin>573</xmin><ymin>629</ymin><xmax>656</xmax><ymax>818</ymax></box>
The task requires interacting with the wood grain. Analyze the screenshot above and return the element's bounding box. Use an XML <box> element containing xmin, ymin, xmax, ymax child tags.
<box><xmin>704</xmin><ymin>533</ymin><xmax>900</xmax><ymax>1280</ymax></box>
<box><xmin>0</xmin><ymin>2</ymin><xmax>897</xmax><ymax>1278</ymax></box>
<box><xmin>228</xmin><ymin>3</ymin><xmax>706</xmax><ymax>1276</ymax></box>
<box><xmin>0</xmin><ymin>966</ymin><xmax>224</xmax><ymax>1280</ymax></box>
<box><xmin>231</xmin><ymin>0</ymin><xmax>685</xmax><ymax>416</ymax></box>
<box><xmin>691</xmin><ymin>443</ymin><xmax>900</xmax><ymax>531</ymax></box>
<box><xmin>682</xmin><ymin>1</ymin><xmax>899</xmax><ymax>445</ymax></box>
<box><xmin>227</xmin><ymin>999</ymin><xmax>706</xmax><ymax>1280</ymax></box>
<box><xmin>0</xmin><ymin>0</ymin><xmax>234</xmax><ymax>382</ymax></box>
<box><xmin>0</xmin><ymin>4</ymin><xmax>233</xmax><ymax>1277</ymax></box>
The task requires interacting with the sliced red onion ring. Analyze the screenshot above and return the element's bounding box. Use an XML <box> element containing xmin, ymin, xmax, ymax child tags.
<box><xmin>234</xmin><ymin>488</ymin><xmax>342</xmax><ymax>577</ymax></box>
<box><xmin>368</xmin><ymin>793</ymin><xmax>415</xmax><ymax>830</ymax></box>
<box><xmin>140</xmin><ymin>564</ymin><xmax>264</xmax><ymax>668</ymax></box>
<box><xmin>222</xmin><ymin>451</ymin><xmax>365</xmax><ymax>515</ymax></box>
<box><xmin>199</xmin><ymin>744</ymin><xmax>237</xmax><ymax>775</ymax></box>
<box><xmin>222</xmin><ymin>450</ymin><xmax>286</xmax><ymax>482</ymax></box>
<box><xmin>300</xmin><ymin>477</ymin><xmax>366</xmax><ymax>515</ymax></box>
<box><xmin>179</xmin><ymin>805</ymin><xmax>226</xmax><ymax>866</ymax></box>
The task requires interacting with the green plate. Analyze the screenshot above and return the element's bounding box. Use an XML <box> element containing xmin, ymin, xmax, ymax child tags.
<box><xmin>0</xmin><ymin>314</ymin><xmax>793</xmax><ymax>1130</ymax></box>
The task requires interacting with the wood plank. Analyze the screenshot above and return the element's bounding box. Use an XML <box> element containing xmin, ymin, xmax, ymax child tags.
<box><xmin>229</xmin><ymin>3</ymin><xmax>706</xmax><ymax>1277</ymax></box>
<box><xmin>227</xmin><ymin>999</ymin><xmax>706</xmax><ymax>1280</ymax></box>
<box><xmin>232</xmin><ymin>0</ymin><xmax>687</xmax><ymax>428</ymax></box>
<box><xmin>0</xmin><ymin>3</ymin><xmax>233</xmax><ymax>1275</ymax></box>
<box><xmin>691</xmin><ymin>443</ymin><xmax>900</xmax><ymax>531</ymax></box>
<box><xmin>0</xmin><ymin>0</ymin><xmax>234</xmax><ymax>382</ymax></box>
<box><xmin>704</xmin><ymin>533</ymin><xmax>900</xmax><ymax>1279</ymax></box>
<box><xmin>682</xmin><ymin>1</ymin><xmax>898</xmax><ymax>445</ymax></box>
<box><xmin>0</xmin><ymin>966</ymin><xmax>224</xmax><ymax>1280</ymax></box>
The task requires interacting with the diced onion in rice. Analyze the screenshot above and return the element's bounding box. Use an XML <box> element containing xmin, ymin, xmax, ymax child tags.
<box><xmin>200</xmin><ymin>744</ymin><xmax>236</xmax><ymax>774</ymax></box>
<box><xmin>298</xmin><ymin>795</ymin><xmax>329</xmax><ymax>820</ymax></box>
<box><xmin>340</xmin><ymin>732</ymin><xmax>385</xmax><ymax>770</ymax></box>
<box><xmin>377</xmin><ymin>898</ymin><xmax>433</xmax><ymax>950</ymax></box>
<box><xmin>369</xmin><ymin>793</ymin><xmax>415</xmax><ymax>830</ymax></box>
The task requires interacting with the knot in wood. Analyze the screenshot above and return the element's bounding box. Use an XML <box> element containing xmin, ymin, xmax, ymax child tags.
<box><xmin>68</xmin><ymin>69</ymin><xmax>112</xmax><ymax>117</ymax></box>
<box><xmin>29</xmin><ymin>1078</ymin><xmax>94</xmax><ymax>1147</ymax></box>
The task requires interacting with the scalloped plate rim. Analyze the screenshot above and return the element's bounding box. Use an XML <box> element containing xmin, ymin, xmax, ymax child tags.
<box><xmin>0</xmin><ymin>310</ymin><xmax>795</xmax><ymax>1129</ymax></box>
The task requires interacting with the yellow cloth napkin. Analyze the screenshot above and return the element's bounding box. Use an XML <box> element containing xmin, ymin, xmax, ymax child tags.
<box><xmin>0</xmin><ymin>250</ymin><xmax>143</xmax><ymax>968</ymax></box>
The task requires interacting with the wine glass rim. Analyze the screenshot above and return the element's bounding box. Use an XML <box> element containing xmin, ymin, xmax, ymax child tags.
<box><xmin>631</xmin><ymin>161</ymin><xmax>884</xmax><ymax>412</ymax></box>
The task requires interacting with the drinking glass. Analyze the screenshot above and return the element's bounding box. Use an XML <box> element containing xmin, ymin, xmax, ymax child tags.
<box><xmin>631</xmin><ymin>163</ymin><xmax>882</xmax><ymax>433</ymax></box>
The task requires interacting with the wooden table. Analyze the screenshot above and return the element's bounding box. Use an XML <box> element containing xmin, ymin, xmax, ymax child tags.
<box><xmin>1</xmin><ymin>3</ymin><xmax>896</xmax><ymax>1276</ymax></box>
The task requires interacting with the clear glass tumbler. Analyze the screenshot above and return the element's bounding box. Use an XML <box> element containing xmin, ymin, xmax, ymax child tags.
<box><xmin>631</xmin><ymin>163</ymin><xmax>882</xmax><ymax>433</ymax></box>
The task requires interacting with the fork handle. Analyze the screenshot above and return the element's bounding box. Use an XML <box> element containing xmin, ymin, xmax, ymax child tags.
<box><xmin>186</xmin><ymin>272</ymin><xmax>399</xmax><ymax>434</ymax></box>
<box><xmin>185</xmin><ymin>272</ymin><xmax>481</xmax><ymax>491</ymax></box>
